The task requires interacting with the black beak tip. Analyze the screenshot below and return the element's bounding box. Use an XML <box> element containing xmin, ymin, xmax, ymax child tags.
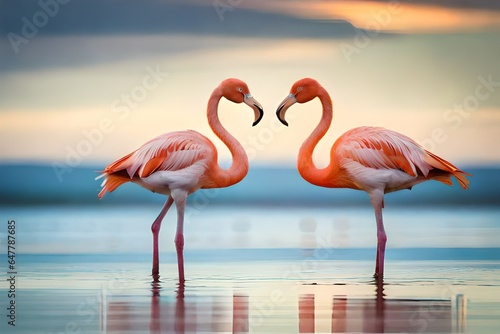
<box><xmin>276</xmin><ymin>106</ymin><xmax>288</xmax><ymax>126</ymax></box>
<box><xmin>252</xmin><ymin>106</ymin><xmax>264</xmax><ymax>127</ymax></box>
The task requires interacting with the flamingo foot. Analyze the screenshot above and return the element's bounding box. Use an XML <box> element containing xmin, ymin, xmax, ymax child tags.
<box><xmin>374</xmin><ymin>221</ymin><xmax>387</xmax><ymax>281</ymax></box>
<box><xmin>152</xmin><ymin>256</ymin><xmax>160</xmax><ymax>282</ymax></box>
<box><xmin>374</xmin><ymin>248</ymin><xmax>386</xmax><ymax>280</ymax></box>
<box><xmin>175</xmin><ymin>233</ymin><xmax>185</xmax><ymax>284</ymax></box>
<box><xmin>152</xmin><ymin>236</ymin><xmax>160</xmax><ymax>282</ymax></box>
<box><xmin>374</xmin><ymin>245</ymin><xmax>385</xmax><ymax>280</ymax></box>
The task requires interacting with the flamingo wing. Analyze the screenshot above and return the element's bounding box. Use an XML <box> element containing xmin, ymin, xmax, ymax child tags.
<box><xmin>336</xmin><ymin>127</ymin><xmax>427</xmax><ymax>176</ymax></box>
<box><xmin>98</xmin><ymin>130</ymin><xmax>214</xmax><ymax>198</ymax></box>
<box><xmin>335</xmin><ymin>127</ymin><xmax>470</xmax><ymax>189</ymax></box>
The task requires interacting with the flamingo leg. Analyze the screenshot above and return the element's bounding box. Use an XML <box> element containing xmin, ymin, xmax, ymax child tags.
<box><xmin>172</xmin><ymin>191</ymin><xmax>187</xmax><ymax>284</ymax></box>
<box><xmin>151</xmin><ymin>196</ymin><xmax>174</xmax><ymax>282</ymax></box>
<box><xmin>370</xmin><ymin>193</ymin><xmax>387</xmax><ymax>280</ymax></box>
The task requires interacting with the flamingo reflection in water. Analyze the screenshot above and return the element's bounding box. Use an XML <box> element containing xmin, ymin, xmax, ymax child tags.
<box><xmin>101</xmin><ymin>281</ymin><xmax>464</xmax><ymax>333</ymax></box>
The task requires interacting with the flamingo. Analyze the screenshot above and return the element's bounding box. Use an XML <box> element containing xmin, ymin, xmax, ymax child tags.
<box><xmin>97</xmin><ymin>78</ymin><xmax>264</xmax><ymax>283</ymax></box>
<box><xmin>276</xmin><ymin>78</ymin><xmax>470</xmax><ymax>279</ymax></box>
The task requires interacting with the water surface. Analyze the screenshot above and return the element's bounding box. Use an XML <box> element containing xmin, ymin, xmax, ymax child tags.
<box><xmin>1</xmin><ymin>204</ymin><xmax>499</xmax><ymax>333</ymax></box>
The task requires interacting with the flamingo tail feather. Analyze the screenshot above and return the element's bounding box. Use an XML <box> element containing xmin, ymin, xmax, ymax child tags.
<box><xmin>97</xmin><ymin>173</ymin><xmax>130</xmax><ymax>199</ymax></box>
<box><xmin>424</xmin><ymin>150</ymin><xmax>471</xmax><ymax>190</ymax></box>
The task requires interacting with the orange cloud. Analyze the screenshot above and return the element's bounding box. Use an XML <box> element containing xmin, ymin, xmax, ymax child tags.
<box><xmin>234</xmin><ymin>0</ymin><xmax>500</xmax><ymax>33</ymax></box>
<box><xmin>314</xmin><ymin>1</ymin><xmax>500</xmax><ymax>33</ymax></box>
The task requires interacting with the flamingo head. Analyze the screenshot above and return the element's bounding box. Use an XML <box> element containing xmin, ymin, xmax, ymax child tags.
<box><xmin>220</xmin><ymin>78</ymin><xmax>264</xmax><ymax>126</ymax></box>
<box><xmin>276</xmin><ymin>78</ymin><xmax>322</xmax><ymax>126</ymax></box>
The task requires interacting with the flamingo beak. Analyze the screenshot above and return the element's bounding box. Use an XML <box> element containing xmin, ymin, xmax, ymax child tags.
<box><xmin>276</xmin><ymin>94</ymin><xmax>296</xmax><ymax>126</ymax></box>
<box><xmin>244</xmin><ymin>94</ymin><xmax>264</xmax><ymax>126</ymax></box>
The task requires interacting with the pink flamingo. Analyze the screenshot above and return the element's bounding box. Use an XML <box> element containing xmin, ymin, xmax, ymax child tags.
<box><xmin>276</xmin><ymin>78</ymin><xmax>470</xmax><ymax>279</ymax></box>
<box><xmin>97</xmin><ymin>78</ymin><xmax>263</xmax><ymax>283</ymax></box>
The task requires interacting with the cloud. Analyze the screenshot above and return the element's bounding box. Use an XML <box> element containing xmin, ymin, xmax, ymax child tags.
<box><xmin>1</xmin><ymin>0</ymin><xmax>499</xmax><ymax>166</ymax></box>
<box><xmin>230</xmin><ymin>0</ymin><xmax>500</xmax><ymax>33</ymax></box>
<box><xmin>369</xmin><ymin>0</ymin><xmax>500</xmax><ymax>10</ymax></box>
<box><xmin>0</xmin><ymin>0</ymin><xmax>355</xmax><ymax>38</ymax></box>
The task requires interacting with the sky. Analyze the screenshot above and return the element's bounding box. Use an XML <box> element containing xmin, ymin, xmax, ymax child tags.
<box><xmin>1</xmin><ymin>0</ymin><xmax>500</xmax><ymax>169</ymax></box>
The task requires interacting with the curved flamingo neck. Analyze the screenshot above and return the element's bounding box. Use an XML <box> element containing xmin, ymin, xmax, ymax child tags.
<box><xmin>206</xmin><ymin>88</ymin><xmax>249</xmax><ymax>188</ymax></box>
<box><xmin>297</xmin><ymin>87</ymin><xmax>335</xmax><ymax>187</ymax></box>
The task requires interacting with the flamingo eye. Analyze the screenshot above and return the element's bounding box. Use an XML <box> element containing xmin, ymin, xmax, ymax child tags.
<box><xmin>237</xmin><ymin>87</ymin><xmax>243</xmax><ymax>93</ymax></box>
<box><xmin>297</xmin><ymin>86</ymin><xmax>303</xmax><ymax>93</ymax></box>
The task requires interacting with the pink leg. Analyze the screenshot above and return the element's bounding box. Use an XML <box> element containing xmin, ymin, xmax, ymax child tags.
<box><xmin>151</xmin><ymin>196</ymin><xmax>174</xmax><ymax>282</ymax></box>
<box><xmin>370</xmin><ymin>193</ymin><xmax>387</xmax><ymax>280</ymax></box>
<box><xmin>172</xmin><ymin>192</ymin><xmax>187</xmax><ymax>284</ymax></box>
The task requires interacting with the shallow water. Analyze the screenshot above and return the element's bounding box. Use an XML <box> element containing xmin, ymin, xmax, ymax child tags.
<box><xmin>1</xmin><ymin>204</ymin><xmax>499</xmax><ymax>333</ymax></box>
<box><xmin>4</xmin><ymin>204</ymin><xmax>500</xmax><ymax>252</ymax></box>
<box><xmin>2</xmin><ymin>256</ymin><xmax>500</xmax><ymax>333</ymax></box>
